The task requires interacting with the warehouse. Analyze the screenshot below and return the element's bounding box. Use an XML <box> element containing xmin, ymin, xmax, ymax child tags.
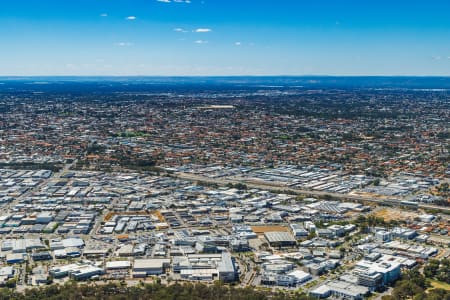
<box><xmin>264</xmin><ymin>232</ymin><xmax>296</xmax><ymax>247</ymax></box>
<box><xmin>31</xmin><ymin>251</ymin><xmax>52</xmax><ymax>261</ymax></box>
<box><xmin>133</xmin><ymin>258</ymin><xmax>170</xmax><ymax>276</ymax></box>
<box><xmin>6</xmin><ymin>253</ymin><xmax>26</xmax><ymax>264</ymax></box>
<box><xmin>106</xmin><ymin>261</ymin><xmax>131</xmax><ymax>271</ymax></box>
<box><xmin>50</xmin><ymin>263</ymin><xmax>104</xmax><ymax>280</ymax></box>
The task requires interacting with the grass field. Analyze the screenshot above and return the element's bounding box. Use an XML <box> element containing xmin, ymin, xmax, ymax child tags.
<box><xmin>430</xmin><ymin>280</ymin><xmax>450</xmax><ymax>291</ymax></box>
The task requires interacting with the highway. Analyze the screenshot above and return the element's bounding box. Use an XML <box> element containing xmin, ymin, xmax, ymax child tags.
<box><xmin>173</xmin><ymin>172</ymin><xmax>450</xmax><ymax>214</ymax></box>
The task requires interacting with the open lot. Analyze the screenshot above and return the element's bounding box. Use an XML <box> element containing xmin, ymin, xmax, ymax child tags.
<box><xmin>374</xmin><ymin>208</ymin><xmax>419</xmax><ymax>222</ymax></box>
<box><xmin>251</xmin><ymin>225</ymin><xmax>289</xmax><ymax>234</ymax></box>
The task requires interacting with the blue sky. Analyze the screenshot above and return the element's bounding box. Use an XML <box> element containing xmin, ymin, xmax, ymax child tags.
<box><xmin>1</xmin><ymin>0</ymin><xmax>449</xmax><ymax>76</ymax></box>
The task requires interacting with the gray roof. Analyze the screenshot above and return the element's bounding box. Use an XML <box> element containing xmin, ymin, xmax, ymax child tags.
<box><xmin>264</xmin><ymin>231</ymin><xmax>296</xmax><ymax>243</ymax></box>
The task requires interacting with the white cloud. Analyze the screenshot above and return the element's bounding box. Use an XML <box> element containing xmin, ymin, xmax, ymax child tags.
<box><xmin>100</xmin><ymin>13</ymin><xmax>108</xmax><ymax>17</ymax></box>
<box><xmin>235</xmin><ymin>42</ymin><xmax>241</xmax><ymax>46</ymax></box>
<box><xmin>116</xmin><ymin>42</ymin><xmax>133</xmax><ymax>47</ymax></box>
<box><xmin>126</xmin><ymin>16</ymin><xmax>137</xmax><ymax>20</ymax></box>
<box><xmin>195</xmin><ymin>28</ymin><xmax>211</xmax><ymax>33</ymax></box>
<box><xmin>174</xmin><ymin>28</ymin><xmax>188</xmax><ymax>33</ymax></box>
<box><xmin>156</xmin><ymin>0</ymin><xmax>171</xmax><ymax>2</ymax></box>
<box><xmin>194</xmin><ymin>40</ymin><xmax>208</xmax><ymax>44</ymax></box>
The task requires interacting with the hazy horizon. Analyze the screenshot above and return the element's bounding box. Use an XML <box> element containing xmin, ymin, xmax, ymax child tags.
<box><xmin>2</xmin><ymin>75</ymin><xmax>450</xmax><ymax>90</ymax></box>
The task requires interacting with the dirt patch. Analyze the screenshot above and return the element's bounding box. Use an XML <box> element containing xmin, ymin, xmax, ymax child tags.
<box><xmin>251</xmin><ymin>225</ymin><xmax>289</xmax><ymax>234</ymax></box>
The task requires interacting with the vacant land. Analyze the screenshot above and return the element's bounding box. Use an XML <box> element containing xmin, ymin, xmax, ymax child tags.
<box><xmin>251</xmin><ymin>225</ymin><xmax>289</xmax><ymax>234</ymax></box>
<box><xmin>374</xmin><ymin>208</ymin><xmax>419</xmax><ymax>222</ymax></box>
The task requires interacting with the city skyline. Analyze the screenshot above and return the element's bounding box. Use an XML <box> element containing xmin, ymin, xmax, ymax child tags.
<box><xmin>1</xmin><ymin>0</ymin><xmax>450</xmax><ymax>76</ymax></box>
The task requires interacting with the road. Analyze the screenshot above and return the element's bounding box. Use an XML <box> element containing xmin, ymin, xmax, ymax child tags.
<box><xmin>173</xmin><ymin>172</ymin><xmax>450</xmax><ymax>214</ymax></box>
<box><xmin>236</xmin><ymin>255</ymin><xmax>257</xmax><ymax>287</ymax></box>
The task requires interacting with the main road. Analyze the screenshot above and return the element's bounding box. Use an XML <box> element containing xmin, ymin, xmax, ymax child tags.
<box><xmin>173</xmin><ymin>172</ymin><xmax>450</xmax><ymax>214</ymax></box>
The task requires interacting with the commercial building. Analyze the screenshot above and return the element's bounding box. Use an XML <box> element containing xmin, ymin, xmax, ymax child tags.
<box><xmin>354</xmin><ymin>255</ymin><xmax>401</xmax><ymax>287</ymax></box>
<box><xmin>173</xmin><ymin>252</ymin><xmax>237</xmax><ymax>282</ymax></box>
<box><xmin>49</xmin><ymin>263</ymin><xmax>104</xmax><ymax>280</ymax></box>
<box><xmin>310</xmin><ymin>280</ymin><xmax>369</xmax><ymax>300</ymax></box>
<box><xmin>132</xmin><ymin>259</ymin><xmax>170</xmax><ymax>277</ymax></box>
<box><xmin>290</xmin><ymin>224</ymin><xmax>308</xmax><ymax>239</ymax></box>
<box><xmin>375</xmin><ymin>230</ymin><xmax>391</xmax><ymax>242</ymax></box>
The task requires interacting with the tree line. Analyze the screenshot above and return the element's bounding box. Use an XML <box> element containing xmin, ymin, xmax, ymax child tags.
<box><xmin>382</xmin><ymin>269</ymin><xmax>450</xmax><ymax>300</ymax></box>
<box><xmin>0</xmin><ymin>281</ymin><xmax>317</xmax><ymax>300</ymax></box>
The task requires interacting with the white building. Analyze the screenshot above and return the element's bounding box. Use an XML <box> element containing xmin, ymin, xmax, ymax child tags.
<box><xmin>105</xmin><ymin>261</ymin><xmax>131</xmax><ymax>271</ymax></box>
<box><xmin>132</xmin><ymin>258</ymin><xmax>170</xmax><ymax>277</ymax></box>
<box><xmin>173</xmin><ymin>252</ymin><xmax>237</xmax><ymax>282</ymax></box>
<box><xmin>375</xmin><ymin>230</ymin><xmax>391</xmax><ymax>242</ymax></box>
<box><xmin>36</xmin><ymin>212</ymin><xmax>53</xmax><ymax>224</ymax></box>
<box><xmin>310</xmin><ymin>280</ymin><xmax>369</xmax><ymax>300</ymax></box>
<box><xmin>290</xmin><ymin>223</ymin><xmax>308</xmax><ymax>238</ymax></box>
<box><xmin>354</xmin><ymin>255</ymin><xmax>401</xmax><ymax>287</ymax></box>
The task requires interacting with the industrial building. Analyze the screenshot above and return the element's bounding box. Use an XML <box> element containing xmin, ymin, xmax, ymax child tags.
<box><xmin>132</xmin><ymin>258</ymin><xmax>170</xmax><ymax>277</ymax></box>
<box><xmin>310</xmin><ymin>280</ymin><xmax>369</xmax><ymax>300</ymax></box>
<box><xmin>173</xmin><ymin>252</ymin><xmax>237</xmax><ymax>282</ymax></box>
<box><xmin>264</xmin><ymin>232</ymin><xmax>296</xmax><ymax>247</ymax></box>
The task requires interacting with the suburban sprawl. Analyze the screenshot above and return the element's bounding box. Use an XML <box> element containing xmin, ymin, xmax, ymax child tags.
<box><xmin>0</xmin><ymin>78</ymin><xmax>448</xmax><ymax>300</ymax></box>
